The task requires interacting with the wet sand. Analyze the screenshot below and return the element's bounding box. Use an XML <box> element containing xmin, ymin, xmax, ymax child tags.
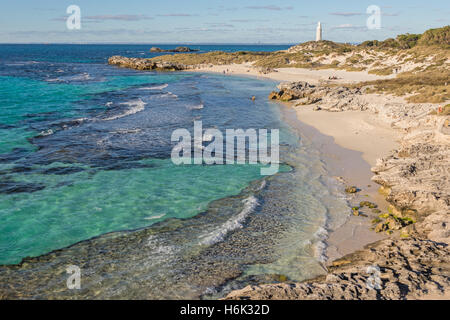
<box><xmin>279</xmin><ymin>104</ymin><xmax>398</xmax><ymax>263</ymax></box>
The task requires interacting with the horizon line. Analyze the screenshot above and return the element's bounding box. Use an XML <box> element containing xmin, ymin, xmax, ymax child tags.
<box><xmin>0</xmin><ymin>42</ymin><xmax>299</xmax><ymax>45</ymax></box>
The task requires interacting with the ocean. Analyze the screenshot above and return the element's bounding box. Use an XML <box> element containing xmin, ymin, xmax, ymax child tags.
<box><xmin>0</xmin><ymin>44</ymin><xmax>349</xmax><ymax>299</ymax></box>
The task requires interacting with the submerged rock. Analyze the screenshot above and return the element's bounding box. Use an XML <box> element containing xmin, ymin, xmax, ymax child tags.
<box><xmin>345</xmin><ymin>186</ymin><xmax>358</xmax><ymax>193</ymax></box>
<box><xmin>359</xmin><ymin>201</ymin><xmax>377</xmax><ymax>209</ymax></box>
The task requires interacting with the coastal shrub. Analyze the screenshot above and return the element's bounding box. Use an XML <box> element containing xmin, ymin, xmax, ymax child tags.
<box><xmin>417</xmin><ymin>26</ymin><xmax>450</xmax><ymax>47</ymax></box>
<box><xmin>440</xmin><ymin>104</ymin><xmax>450</xmax><ymax>115</ymax></box>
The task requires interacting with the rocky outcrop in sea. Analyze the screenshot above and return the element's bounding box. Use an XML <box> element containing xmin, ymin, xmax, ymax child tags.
<box><xmin>149</xmin><ymin>46</ymin><xmax>199</xmax><ymax>53</ymax></box>
<box><xmin>108</xmin><ymin>56</ymin><xmax>187</xmax><ymax>71</ymax></box>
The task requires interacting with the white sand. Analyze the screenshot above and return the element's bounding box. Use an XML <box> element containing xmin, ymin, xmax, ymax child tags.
<box><xmin>295</xmin><ymin>106</ymin><xmax>400</xmax><ymax>167</ymax></box>
<box><xmin>193</xmin><ymin>63</ymin><xmax>401</xmax><ymax>167</ymax></box>
<box><xmin>192</xmin><ymin>63</ymin><xmax>394</xmax><ymax>85</ymax></box>
<box><xmin>193</xmin><ymin>63</ymin><xmax>400</xmax><ymax>168</ymax></box>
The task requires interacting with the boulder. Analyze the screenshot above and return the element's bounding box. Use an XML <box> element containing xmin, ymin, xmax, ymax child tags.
<box><xmin>268</xmin><ymin>91</ymin><xmax>280</xmax><ymax>100</ymax></box>
<box><xmin>150</xmin><ymin>47</ymin><xmax>164</xmax><ymax>52</ymax></box>
<box><xmin>345</xmin><ymin>186</ymin><xmax>358</xmax><ymax>193</ymax></box>
<box><xmin>375</xmin><ymin>222</ymin><xmax>389</xmax><ymax>233</ymax></box>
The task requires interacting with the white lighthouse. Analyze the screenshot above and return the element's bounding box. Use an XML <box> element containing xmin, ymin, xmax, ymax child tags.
<box><xmin>316</xmin><ymin>22</ymin><xmax>322</xmax><ymax>41</ymax></box>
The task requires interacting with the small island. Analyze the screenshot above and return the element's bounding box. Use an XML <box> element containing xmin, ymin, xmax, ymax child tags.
<box><xmin>149</xmin><ymin>46</ymin><xmax>199</xmax><ymax>53</ymax></box>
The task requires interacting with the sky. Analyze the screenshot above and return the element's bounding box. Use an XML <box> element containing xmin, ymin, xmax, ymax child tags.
<box><xmin>0</xmin><ymin>0</ymin><xmax>448</xmax><ymax>44</ymax></box>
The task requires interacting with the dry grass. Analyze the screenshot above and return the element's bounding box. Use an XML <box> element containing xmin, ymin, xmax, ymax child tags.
<box><xmin>146</xmin><ymin>28</ymin><xmax>449</xmax><ymax>104</ymax></box>
<box><xmin>368</xmin><ymin>66</ymin><xmax>395</xmax><ymax>76</ymax></box>
<box><xmin>360</xmin><ymin>69</ymin><xmax>450</xmax><ymax>103</ymax></box>
<box><xmin>151</xmin><ymin>51</ymin><xmax>271</xmax><ymax>66</ymax></box>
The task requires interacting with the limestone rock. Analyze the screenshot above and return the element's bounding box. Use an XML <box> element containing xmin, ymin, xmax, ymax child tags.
<box><xmin>225</xmin><ymin>238</ymin><xmax>450</xmax><ymax>300</ymax></box>
<box><xmin>150</xmin><ymin>46</ymin><xmax>198</xmax><ymax>53</ymax></box>
<box><xmin>108</xmin><ymin>56</ymin><xmax>186</xmax><ymax>71</ymax></box>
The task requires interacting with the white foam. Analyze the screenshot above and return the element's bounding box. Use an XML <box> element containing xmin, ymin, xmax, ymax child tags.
<box><xmin>187</xmin><ymin>103</ymin><xmax>204</xmax><ymax>110</ymax></box>
<box><xmin>144</xmin><ymin>213</ymin><xmax>166</xmax><ymax>220</ymax></box>
<box><xmin>146</xmin><ymin>235</ymin><xmax>176</xmax><ymax>255</ymax></box>
<box><xmin>46</xmin><ymin>72</ymin><xmax>92</xmax><ymax>83</ymax></box>
<box><xmin>139</xmin><ymin>84</ymin><xmax>168</xmax><ymax>90</ymax></box>
<box><xmin>313</xmin><ymin>226</ymin><xmax>329</xmax><ymax>263</ymax></box>
<box><xmin>158</xmin><ymin>92</ymin><xmax>177</xmax><ymax>99</ymax></box>
<box><xmin>38</xmin><ymin>129</ymin><xmax>54</xmax><ymax>137</ymax></box>
<box><xmin>256</xmin><ymin>179</ymin><xmax>267</xmax><ymax>191</ymax></box>
<box><xmin>109</xmin><ymin>128</ymin><xmax>142</xmax><ymax>134</ymax></box>
<box><xmin>103</xmin><ymin>99</ymin><xmax>146</xmax><ymax>121</ymax></box>
<box><xmin>200</xmin><ymin>196</ymin><xmax>258</xmax><ymax>246</ymax></box>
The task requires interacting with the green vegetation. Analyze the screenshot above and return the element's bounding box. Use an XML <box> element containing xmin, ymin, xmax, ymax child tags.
<box><xmin>360</xmin><ymin>34</ymin><xmax>420</xmax><ymax>50</ymax></box>
<box><xmin>417</xmin><ymin>26</ymin><xmax>450</xmax><ymax>47</ymax></box>
<box><xmin>371</xmin><ymin>218</ymin><xmax>382</xmax><ymax>224</ymax></box>
<box><xmin>359</xmin><ymin>201</ymin><xmax>377</xmax><ymax>209</ymax></box>
<box><xmin>360</xmin><ymin>25</ymin><xmax>449</xmax><ymax>49</ymax></box>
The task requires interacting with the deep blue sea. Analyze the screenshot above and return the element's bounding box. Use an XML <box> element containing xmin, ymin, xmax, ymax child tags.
<box><xmin>0</xmin><ymin>44</ymin><xmax>349</xmax><ymax>299</ymax></box>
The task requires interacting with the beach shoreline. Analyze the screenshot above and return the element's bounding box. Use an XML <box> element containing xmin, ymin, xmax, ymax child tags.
<box><xmin>189</xmin><ymin>62</ymin><xmax>393</xmax><ymax>85</ymax></box>
<box><xmin>279</xmin><ymin>105</ymin><xmax>394</xmax><ymax>262</ymax></box>
<box><xmin>186</xmin><ymin>62</ymin><xmax>449</xmax><ymax>299</ymax></box>
<box><xmin>190</xmin><ymin>63</ymin><xmax>405</xmax><ymax>262</ymax></box>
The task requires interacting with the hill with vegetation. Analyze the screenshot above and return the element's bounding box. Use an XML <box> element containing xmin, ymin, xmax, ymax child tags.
<box><xmin>111</xmin><ymin>26</ymin><xmax>449</xmax><ymax>103</ymax></box>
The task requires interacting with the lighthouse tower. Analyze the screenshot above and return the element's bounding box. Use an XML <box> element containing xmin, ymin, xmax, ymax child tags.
<box><xmin>316</xmin><ymin>22</ymin><xmax>322</xmax><ymax>41</ymax></box>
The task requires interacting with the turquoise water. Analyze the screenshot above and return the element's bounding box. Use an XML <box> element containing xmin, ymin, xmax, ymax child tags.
<box><xmin>0</xmin><ymin>160</ymin><xmax>272</xmax><ymax>264</ymax></box>
<box><xmin>0</xmin><ymin>45</ymin><xmax>290</xmax><ymax>264</ymax></box>
<box><xmin>0</xmin><ymin>45</ymin><xmax>350</xmax><ymax>299</ymax></box>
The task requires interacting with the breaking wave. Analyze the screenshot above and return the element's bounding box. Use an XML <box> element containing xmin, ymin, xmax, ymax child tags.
<box><xmin>313</xmin><ymin>226</ymin><xmax>329</xmax><ymax>264</ymax></box>
<box><xmin>200</xmin><ymin>196</ymin><xmax>258</xmax><ymax>246</ymax></box>
<box><xmin>139</xmin><ymin>84</ymin><xmax>168</xmax><ymax>90</ymax></box>
<box><xmin>187</xmin><ymin>103</ymin><xmax>204</xmax><ymax>110</ymax></box>
<box><xmin>103</xmin><ymin>99</ymin><xmax>146</xmax><ymax>121</ymax></box>
<box><xmin>46</xmin><ymin>72</ymin><xmax>92</xmax><ymax>83</ymax></box>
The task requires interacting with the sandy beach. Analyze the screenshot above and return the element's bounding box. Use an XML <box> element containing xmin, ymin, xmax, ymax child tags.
<box><xmin>188</xmin><ymin>61</ymin><xmax>449</xmax><ymax>299</ymax></box>
<box><xmin>193</xmin><ymin>63</ymin><xmax>403</xmax><ymax>258</ymax></box>
<box><xmin>108</xmin><ymin>50</ymin><xmax>449</xmax><ymax>298</ymax></box>
<box><xmin>279</xmin><ymin>106</ymin><xmax>391</xmax><ymax>261</ymax></box>
<box><xmin>192</xmin><ymin>61</ymin><xmax>408</xmax><ymax>264</ymax></box>
<box><xmin>191</xmin><ymin>62</ymin><xmax>394</xmax><ymax>85</ymax></box>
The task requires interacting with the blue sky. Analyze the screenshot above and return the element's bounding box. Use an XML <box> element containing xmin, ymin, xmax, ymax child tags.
<box><xmin>0</xmin><ymin>0</ymin><xmax>448</xmax><ymax>44</ymax></box>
